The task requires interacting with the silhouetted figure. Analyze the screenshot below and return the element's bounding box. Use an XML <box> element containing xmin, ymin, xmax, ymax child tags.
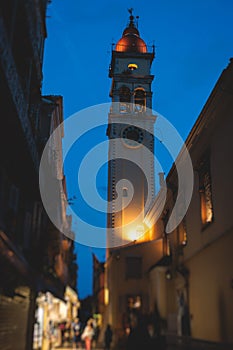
<box><xmin>177</xmin><ymin>292</ymin><xmax>191</xmax><ymax>336</ymax></box>
<box><xmin>72</xmin><ymin>317</ymin><xmax>82</xmax><ymax>349</ymax></box>
<box><xmin>147</xmin><ymin>322</ymin><xmax>165</xmax><ymax>350</ymax></box>
<box><xmin>64</xmin><ymin>321</ymin><xmax>71</xmax><ymax>345</ymax></box>
<box><xmin>104</xmin><ymin>324</ymin><xmax>113</xmax><ymax>350</ymax></box>
<box><xmin>126</xmin><ymin>313</ymin><xmax>150</xmax><ymax>350</ymax></box>
<box><xmin>46</xmin><ymin>320</ymin><xmax>55</xmax><ymax>350</ymax></box>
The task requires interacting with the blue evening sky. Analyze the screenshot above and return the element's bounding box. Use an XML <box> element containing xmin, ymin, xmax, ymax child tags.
<box><xmin>42</xmin><ymin>0</ymin><xmax>233</xmax><ymax>299</ymax></box>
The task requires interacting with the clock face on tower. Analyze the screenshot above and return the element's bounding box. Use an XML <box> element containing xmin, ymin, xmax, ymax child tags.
<box><xmin>122</xmin><ymin>126</ymin><xmax>144</xmax><ymax>147</ymax></box>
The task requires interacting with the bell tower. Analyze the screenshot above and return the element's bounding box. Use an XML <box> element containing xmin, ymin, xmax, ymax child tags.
<box><xmin>107</xmin><ymin>10</ymin><xmax>156</xmax><ymax>247</ymax></box>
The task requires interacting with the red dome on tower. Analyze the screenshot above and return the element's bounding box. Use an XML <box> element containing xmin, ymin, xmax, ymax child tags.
<box><xmin>115</xmin><ymin>13</ymin><xmax>147</xmax><ymax>53</ymax></box>
<box><xmin>115</xmin><ymin>35</ymin><xmax>147</xmax><ymax>53</ymax></box>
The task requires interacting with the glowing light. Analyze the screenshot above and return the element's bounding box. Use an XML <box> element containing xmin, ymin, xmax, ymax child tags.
<box><xmin>126</xmin><ymin>225</ymin><xmax>145</xmax><ymax>242</ymax></box>
<box><xmin>181</xmin><ymin>231</ymin><xmax>187</xmax><ymax>246</ymax></box>
<box><xmin>128</xmin><ymin>63</ymin><xmax>138</xmax><ymax>70</ymax></box>
<box><xmin>165</xmin><ymin>269</ymin><xmax>172</xmax><ymax>280</ymax></box>
<box><xmin>7</xmin><ymin>251</ymin><xmax>14</xmax><ymax>257</ymax></box>
<box><xmin>143</xmin><ymin>217</ymin><xmax>152</xmax><ymax>228</ymax></box>
<box><xmin>104</xmin><ymin>288</ymin><xmax>109</xmax><ymax>305</ymax></box>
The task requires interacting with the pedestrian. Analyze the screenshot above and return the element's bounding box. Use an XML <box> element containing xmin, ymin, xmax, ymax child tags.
<box><xmin>90</xmin><ymin>317</ymin><xmax>99</xmax><ymax>348</ymax></box>
<box><xmin>147</xmin><ymin>322</ymin><xmax>158</xmax><ymax>350</ymax></box>
<box><xmin>177</xmin><ymin>291</ymin><xmax>191</xmax><ymax>336</ymax></box>
<box><xmin>126</xmin><ymin>313</ymin><xmax>150</xmax><ymax>350</ymax></box>
<box><xmin>58</xmin><ymin>321</ymin><xmax>66</xmax><ymax>346</ymax></box>
<box><xmin>81</xmin><ymin>319</ymin><xmax>94</xmax><ymax>350</ymax></box>
<box><xmin>72</xmin><ymin>317</ymin><xmax>82</xmax><ymax>349</ymax></box>
<box><xmin>104</xmin><ymin>324</ymin><xmax>113</xmax><ymax>350</ymax></box>
<box><xmin>64</xmin><ymin>321</ymin><xmax>71</xmax><ymax>345</ymax></box>
<box><xmin>46</xmin><ymin>320</ymin><xmax>55</xmax><ymax>350</ymax></box>
<box><xmin>147</xmin><ymin>321</ymin><xmax>166</xmax><ymax>350</ymax></box>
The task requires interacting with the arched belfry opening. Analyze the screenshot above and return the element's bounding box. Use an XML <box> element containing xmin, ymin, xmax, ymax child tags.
<box><xmin>119</xmin><ymin>86</ymin><xmax>131</xmax><ymax>113</ymax></box>
<box><xmin>134</xmin><ymin>88</ymin><xmax>146</xmax><ymax>112</ymax></box>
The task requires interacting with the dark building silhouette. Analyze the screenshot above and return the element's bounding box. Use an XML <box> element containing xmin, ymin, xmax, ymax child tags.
<box><xmin>92</xmin><ymin>253</ymin><xmax>105</xmax><ymax>316</ymax></box>
<box><xmin>0</xmin><ymin>2</ymin><xmax>77</xmax><ymax>349</ymax></box>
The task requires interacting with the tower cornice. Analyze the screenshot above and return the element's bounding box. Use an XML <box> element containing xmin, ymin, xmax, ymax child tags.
<box><xmin>108</xmin><ymin>112</ymin><xmax>157</xmax><ymax>122</ymax></box>
<box><xmin>112</xmin><ymin>75</ymin><xmax>154</xmax><ymax>83</ymax></box>
<box><xmin>112</xmin><ymin>50</ymin><xmax>155</xmax><ymax>59</ymax></box>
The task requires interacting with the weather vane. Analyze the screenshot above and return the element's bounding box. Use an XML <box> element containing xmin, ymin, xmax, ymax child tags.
<box><xmin>128</xmin><ymin>8</ymin><xmax>133</xmax><ymax>15</ymax></box>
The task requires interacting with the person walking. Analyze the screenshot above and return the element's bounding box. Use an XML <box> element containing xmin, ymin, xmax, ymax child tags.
<box><xmin>81</xmin><ymin>319</ymin><xmax>94</xmax><ymax>350</ymax></box>
<box><xmin>64</xmin><ymin>321</ymin><xmax>71</xmax><ymax>346</ymax></box>
<box><xmin>104</xmin><ymin>324</ymin><xmax>113</xmax><ymax>350</ymax></box>
<box><xmin>72</xmin><ymin>317</ymin><xmax>82</xmax><ymax>349</ymax></box>
<box><xmin>46</xmin><ymin>320</ymin><xmax>55</xmax><ymax>350</ymax></box>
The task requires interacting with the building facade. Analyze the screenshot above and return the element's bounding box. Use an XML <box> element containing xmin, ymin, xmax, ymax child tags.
<box><xmin>145</xmin><ymin>58</ymin><xmax>233</xmax><ymax>344</ymax></box>
<box><xmin>0</xmin><ymin>2</ymin><xmax>78</xmax><ymax>349</ymax></box>
<box><xmin>93</xmin><ymin>254</ymin><xmax>105</xmax><ymax>317</ymax></box>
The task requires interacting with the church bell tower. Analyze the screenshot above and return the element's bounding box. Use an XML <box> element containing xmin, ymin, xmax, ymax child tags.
<box><xmin>107</xmin><ymin>10</ymin><xmax>156</xmax><ymax>247</ymax></box>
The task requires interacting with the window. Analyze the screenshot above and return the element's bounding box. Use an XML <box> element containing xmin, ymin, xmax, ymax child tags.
<box><xmin>163</xmin><ymin>234</ymin><xmax>171</xmax><ymax>256</ymax></box>
<box><xmin>125</xmin><ymin>257</ymin><xmax>142</xmax><ymax>279</ymax></box>
<box><xmin>198</xmin><ymin>153</ymin><xmax>213</xmax><ymax>226</ymax></box>
<box><xmin>177</xmin><ymin>219</ymin><xmax>188</xmax><ymax>252</ymax></box>
<box><xmin>162</xmin><ymin>209</ymin><xmax>171</xmax><ymax>256</ymax></box>
<box><xmin>119</xmin><ymin>86</ymin><xmax>131</xmax><ymax>113</ymax></box>
<box><xmin>134</xmin><ymin>88</ymin><xmax>146</xmax><ymax>112</ymax></box>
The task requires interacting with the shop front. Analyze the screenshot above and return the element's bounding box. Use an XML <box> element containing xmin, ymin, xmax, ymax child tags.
<box><xmin>33</xmin><ymin>287</ymin><xmax>79</xmax><ymax>350</ymax></box>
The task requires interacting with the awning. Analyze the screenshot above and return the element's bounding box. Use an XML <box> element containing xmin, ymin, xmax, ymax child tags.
<box><xmin>0</xmin><ymin>230</ymin><xmax>65</xmax><ymax>301</ymax></box>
